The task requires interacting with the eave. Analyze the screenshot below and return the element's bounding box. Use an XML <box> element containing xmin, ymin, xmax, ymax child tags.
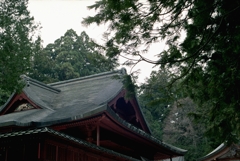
<box><xmin>198</xmin><ymin>143</ymin><xmax>240</xmax><ymax>161</ymax></box>
<box><xmin>51</xmin><ymin>106</ymin><xmax>186</xmax><ymax>160</ymax></box>
<box><xmin>105</xmin><ymin>106</ymin><xmax>187</xmax><ymax>159</ymax></box>
<box><xmin>0</xmin><ymin>127</ymin><xmax>141</xmax><ymax>161</ymax></box>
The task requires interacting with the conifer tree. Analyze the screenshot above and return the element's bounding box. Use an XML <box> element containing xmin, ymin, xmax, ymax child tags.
<box><xmin>30</xmin><ymin>29</ymin><xmax>117</xmax><ymax>83</ymax></box>
<box><xmin>83</xmin><ymin>0</ymin><xmax>240</xmax><ymax>143</ymax></box>
<box><xmin>0</xmin><ymin>0</ymin><xmax>40</xmax><ymax>102</ymax></box>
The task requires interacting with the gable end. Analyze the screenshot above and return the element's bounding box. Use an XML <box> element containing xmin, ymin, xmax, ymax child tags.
<box><xmin>108</xmin><ymin>90</ymin><xmax>151</xmax><ymax>134</ymax></box>
<box><xmin>0</xmin><ymin>93</ymin><xmax>40</xmax><ymax>115</ymax></box>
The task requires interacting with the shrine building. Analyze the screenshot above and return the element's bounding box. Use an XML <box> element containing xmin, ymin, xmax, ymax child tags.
<box><xmin>0</xmin><ymin>69</ymin><xmax>186</xmax><ymax>161</ymax></box>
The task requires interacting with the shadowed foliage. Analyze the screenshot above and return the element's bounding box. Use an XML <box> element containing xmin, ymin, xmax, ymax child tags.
<box><xmin>83</xmin><ymin>0</ymin><xmax>240</xmax><ymax>143</ymax></box>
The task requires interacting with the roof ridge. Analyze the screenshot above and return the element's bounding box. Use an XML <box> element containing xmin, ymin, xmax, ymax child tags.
<box><xmin>21</xmin><ymin>75</ymin><xmax>61</xmax><ymax>93</ymax></box>
<box><xmin>49</xmin><ymin>68</ymin><xmax>127</xmax><ymax>87</ymax></box>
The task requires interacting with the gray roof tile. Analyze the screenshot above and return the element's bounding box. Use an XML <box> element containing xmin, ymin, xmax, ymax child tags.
<box><xmin>0</xmin><ymin>69</ymin><xmax>125</xmax><ymax>127</ymax></box>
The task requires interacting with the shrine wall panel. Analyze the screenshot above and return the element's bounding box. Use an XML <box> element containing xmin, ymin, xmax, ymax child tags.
<box><xmin>43</xmin><ymin>140</ymin><xmax>119</xmax><ymax>161</ymax></box>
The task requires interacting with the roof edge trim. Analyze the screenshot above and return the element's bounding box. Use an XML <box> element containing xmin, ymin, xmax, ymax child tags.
<box><xmin>0</xmin><ymin>92</ymin><xmax>16</xmax><ymax>112</ymax></box>
<box><xmin>106</xmin><ymin>106</ymin><xmax>187</xmax><ymax>155</ymax></box>
<box><xmin>33</xmin><ymin>104</ymin><xmax>108</xmax><ymax>127</ymax></box>
<box><xmin>21</xmin><ymin>75</ymin><xmax>61</xmax><ymax>93</ymax></box>
<box><xmin>0</xmin><ymin>120</ymin><xmax>32</xmax><ymax>128</ymax></box>
<box><xmin>48</xmin><ymin>68</ymin><xmax>126</xmax><ymax>87</ymax></box>
<box><xmin>198</xmin><ymin>143</ymin><xmax>227</xmax><ymax>161</ymax></box>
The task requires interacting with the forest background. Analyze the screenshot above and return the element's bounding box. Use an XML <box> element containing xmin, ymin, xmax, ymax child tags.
<box><xmin>1</xmin><ymin>0</ymin><xmax>240</xmax><ymax>160</ymax></box>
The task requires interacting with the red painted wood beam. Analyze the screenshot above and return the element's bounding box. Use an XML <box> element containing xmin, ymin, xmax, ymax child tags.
<box><xmin>97</xmin><ymin>125</ymin><xmax>100</xmax><ymax>146</ymax></box>
<box><xmin>38</xmin><ymin>143</ymin><xmax>41</xmax><ymax>159</ymax></box>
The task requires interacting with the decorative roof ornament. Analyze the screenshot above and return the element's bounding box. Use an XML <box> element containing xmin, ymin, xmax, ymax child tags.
<box><xmin>20</xmin><ymin>74</ymin><xmax>30</xmax><ymax>87</ymax></box>
<box><xmin>120</xmin><ymin>68</ymin><xmax>127</xmax><ymax>75</ymax></box>
<box><xmin>14</xmin><ymin>103</ymin><xmax>34</xmax><ymax>112</ymax></box>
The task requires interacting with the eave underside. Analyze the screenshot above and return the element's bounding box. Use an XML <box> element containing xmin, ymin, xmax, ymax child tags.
<box><xmin>0</xmin><ymin>127</ymin><xmax>140</xmax><ymax>161</ymax></box>
<box><xmin>52</xmin><ymin>112</ymin><xmax>184</xmax><ymax>160</ymax></box>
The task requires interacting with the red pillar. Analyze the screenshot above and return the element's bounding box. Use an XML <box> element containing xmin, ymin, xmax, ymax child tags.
<box><xmin>97</xmin><ymin>125</ymin><xmax>100</xmax><ymax>146</ymax></box>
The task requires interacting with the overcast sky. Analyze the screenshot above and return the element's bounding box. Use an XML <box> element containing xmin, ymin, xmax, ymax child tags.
<box><xmin>28</xmin><ymin>0</ymin><xmax>158</xmax><ymax>83</ymax></box>
<box><xmin>28</xmin><ymin>0</ymin><xmax>104</xmax><ymax>46</ymax></box>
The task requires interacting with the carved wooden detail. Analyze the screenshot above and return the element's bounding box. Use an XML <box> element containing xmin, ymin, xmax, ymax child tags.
<box><xmin>14</xmin><ymin>103</ymin><xmax>34</xmax><ymax>112</ymax></box>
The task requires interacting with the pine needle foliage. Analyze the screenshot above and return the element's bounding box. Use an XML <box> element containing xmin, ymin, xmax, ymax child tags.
<box><xmin>83</xmin><ymin>0</ymin><xmax>240</xmax><ymax>143</ymax></box>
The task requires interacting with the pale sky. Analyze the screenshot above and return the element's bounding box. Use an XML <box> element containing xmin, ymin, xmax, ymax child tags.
<box><xmin>28</xmin><ymin>0</ymin><xmax>103</xmax><ymax>46</ymax></box>
<box><xmin>28</xmin><ymin>0</ymin><xmax>159</xmax><ymax>84</ymax></box>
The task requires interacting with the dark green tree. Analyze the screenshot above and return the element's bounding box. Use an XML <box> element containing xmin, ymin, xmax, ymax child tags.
<box><xmin>30</xmin><ymin>29</ymin><xmax>118</xmax><ymax>83</ymax></box>
<box><xmin>162</xmin><ymin>98</ymin><xmax>214</xmax><ymax>161</ymax></box>
<box><xmin>138</xmin><ymin>69</ymin><xmax>216</xmax><ymax>160</ymax></box>
<box><xmin>138</xmin><ymin>69</ymin><xmax>177</xmax><ymax>138</ymax></box>
<box><xmin>83</xmin><ymin>0</ymin><xmax>240</xmax><ymax>143</ymax></box>
<box><xmin>0</xmin><ymin>0</ymin><xmax>40</xmax><ymax>104</ymax></box>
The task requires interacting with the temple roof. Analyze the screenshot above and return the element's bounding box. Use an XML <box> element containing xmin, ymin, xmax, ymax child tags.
<box><xmin>0</xmin><ymin>68</ymin><xmax>187</xmax><ymax>158</ymax></box>
<box><xmin>0</xmin><ymin>69</ymin><xmax>126</xmax><ymax>127</ymax></box>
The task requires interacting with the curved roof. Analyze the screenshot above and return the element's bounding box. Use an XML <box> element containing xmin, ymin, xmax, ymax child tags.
<box><xmin>0</xmin><ymin>68</ymin><xmax>187</xmax><ymax>159</ymax></box>
<box><xmin>198</xmin><ymin>143</ymin><xmax>240</xmax><ymax>161</ymax></box>
<box><xmin>105</xmin><ymin>106</ymin><xmax>187</xmax><ymax>156</ymax></box>
<box><xmin>0</xmin><ymin>69</ymin><xmax>125</xmax><ymax>127</ymax></box>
